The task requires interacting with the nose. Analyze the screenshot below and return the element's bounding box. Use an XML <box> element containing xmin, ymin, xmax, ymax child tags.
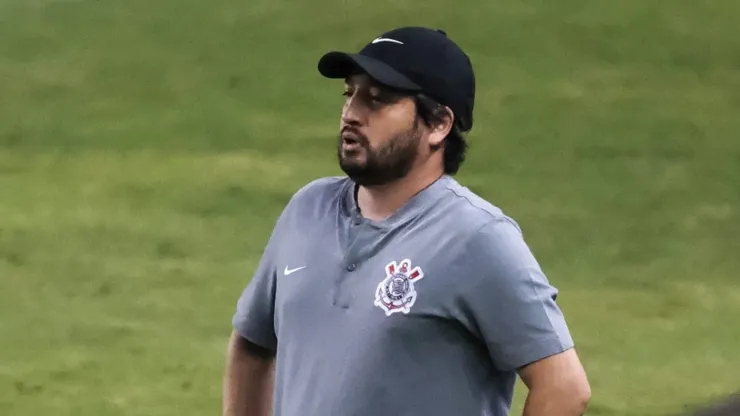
<box><xmin>341</xmin><ymin>93</ymin><xmax>363</xmax><ymax>128</ymax></box>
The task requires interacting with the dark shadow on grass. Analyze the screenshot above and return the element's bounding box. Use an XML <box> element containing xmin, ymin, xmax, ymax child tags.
<box><xmin>677</xmin><ymin>393</ymin><xmax>740</xmax><ymax>416</ymax></box>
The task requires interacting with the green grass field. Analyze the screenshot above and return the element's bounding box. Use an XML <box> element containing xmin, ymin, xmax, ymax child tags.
<box><xmin>1</xmin><ymin>1</ymin><xmax>739</xmax><ymax>415</ymax></box>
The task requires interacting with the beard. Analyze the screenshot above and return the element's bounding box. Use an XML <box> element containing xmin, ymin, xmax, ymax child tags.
<box><xmin>337</xmin><ymin>124</ymin><xmax>422</xmax><ymax>187</ymax></box>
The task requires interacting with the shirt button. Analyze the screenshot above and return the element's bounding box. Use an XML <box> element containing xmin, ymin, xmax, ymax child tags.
<box><xmin>347</xmin><ymin>264</ymin><xmax>356</xmax><ymax>272</ymax></box>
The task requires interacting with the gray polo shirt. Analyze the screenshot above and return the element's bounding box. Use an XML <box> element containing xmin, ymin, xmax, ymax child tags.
<box><xmin>232</xmin><ymin>175</ymin><xmax>574</xmax><ymax>416</ymax></box>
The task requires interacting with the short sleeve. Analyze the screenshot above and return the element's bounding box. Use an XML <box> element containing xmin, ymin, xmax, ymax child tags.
<box><xmin>231</xmin><ymin>219</ymin><xmax>282</xmax><ymax>351</ymax></box>
<box><xmin>458</xmin><ymin>218</ymin><xmax>574</xmax><ymax>372</ymax></box>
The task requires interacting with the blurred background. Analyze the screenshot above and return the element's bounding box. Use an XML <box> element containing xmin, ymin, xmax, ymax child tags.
<box><xmin>1</xmin><ymin>1</ymin><xmax>738</xmax><ymax>415</ymax></box>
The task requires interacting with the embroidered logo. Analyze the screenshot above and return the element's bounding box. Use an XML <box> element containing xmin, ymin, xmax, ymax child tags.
<box><xmin>371</xmin><ymin>37</ymin><xmax>404</xmax><ymax>45</ymax></box>
<box><xmin>374</xmin><ymin>259</ymin><xmax>424</xmax><ymax>316</ymax></box>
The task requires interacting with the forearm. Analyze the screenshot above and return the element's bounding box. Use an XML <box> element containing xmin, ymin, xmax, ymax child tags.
<box><xmin>522</xmin><ymin>387</ymin><xmax>589</xmax><ymax>416</ymax></box>
<box><xmin>223</xmin><ymin>331</ymin><xmax>276</xmax><ymax>416</ymax></box>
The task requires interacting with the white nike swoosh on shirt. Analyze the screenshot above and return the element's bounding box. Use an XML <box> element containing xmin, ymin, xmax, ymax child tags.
<box><xmin>372</xmin><ymin>37</ymin><xmax>404</xmax><ymax>45</ymax></box>
<box><xmin>284</xmin><ymin>266</ymin><xmax>307</xmax><ymax>276</ymax></box>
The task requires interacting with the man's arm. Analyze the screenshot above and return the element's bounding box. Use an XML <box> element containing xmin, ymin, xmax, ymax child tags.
<box><xmin>518</xmin><ymin>348</ymin><xmax>591</xmax><ymax>416</ymax></box>
<box><xmin>223</xmin><ymin>331</ymin><xmax>276</xmax><ymax>416</ymax></box>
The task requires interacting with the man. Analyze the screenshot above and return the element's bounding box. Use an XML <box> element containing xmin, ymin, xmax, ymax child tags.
<box><xmin>223</xmin><ymin>26</ymin><xmax>590</xmax><ymax>416</ymax></box>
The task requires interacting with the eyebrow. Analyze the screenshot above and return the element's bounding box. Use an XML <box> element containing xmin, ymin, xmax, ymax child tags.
<box><xmin>344</xmin><ymin>78</ymin><xmax>406</xmax><ymax>96</ymax></box>
<box><xmin>344</xmin><ymin>78</ymin><xmax>376</xmax><ymax>90</ymax></box>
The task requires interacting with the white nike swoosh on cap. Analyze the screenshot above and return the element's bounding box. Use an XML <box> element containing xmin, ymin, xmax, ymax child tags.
<box><xmin>284</xmin><ymin>265</ymin><xmax>307</xmax><ymax>276</ymax></box>
<box><xmin>372</xmin><ymin>37</ymin><xmax>404</xmax><ymax>45</ymax></box>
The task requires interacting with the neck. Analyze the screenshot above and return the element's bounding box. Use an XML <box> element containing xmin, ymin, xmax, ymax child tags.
<box><xmin>356</xmin><ymin>165</ymin><xmax>444</xmax><ymax>222</ymax></box>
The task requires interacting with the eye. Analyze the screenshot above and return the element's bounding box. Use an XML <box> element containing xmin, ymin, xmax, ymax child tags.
<box><xmin>370</xmin><ymin>89</ymin><xmax>401</xmax><ymax>104</ymax></box>
<box><xmin>367</xmin><ymin>89</ymin><xmax>383</xmax><ymax>102</ymax></box>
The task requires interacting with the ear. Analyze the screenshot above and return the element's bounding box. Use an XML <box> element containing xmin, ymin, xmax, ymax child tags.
<box><xmin>427</xmin><ymin>106</ymin><xmax>455</xmax><ymax>148</ymax></box>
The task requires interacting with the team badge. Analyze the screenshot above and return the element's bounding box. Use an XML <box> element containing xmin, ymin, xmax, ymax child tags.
<box><xmin>374</xmin><ymin>259</ymin><xmax>425</xmax><ymax>316</ymax></box>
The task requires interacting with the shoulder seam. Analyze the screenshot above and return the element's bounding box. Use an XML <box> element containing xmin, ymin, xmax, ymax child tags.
<box><xmin>443</xmin><ymin>184</ymin><xmax>498</xmax><ymax>220</ymax></box>
<box><xmin>441</xmin><ymin>183</ymin><xmax>523</xmax><ymax>234</ymax></box>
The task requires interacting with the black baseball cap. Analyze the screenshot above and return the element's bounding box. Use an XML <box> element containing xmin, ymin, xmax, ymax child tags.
<box><xmin>317</xmin><ymin>26</ymin><xmax>476</xmax><ymax>132</ymax></box>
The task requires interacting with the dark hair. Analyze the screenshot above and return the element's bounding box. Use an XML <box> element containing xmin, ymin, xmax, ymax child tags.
<box><xmin>413</xmin><ymin>94</ymin><xmax>469</xmax><ymax>175</ymax></box>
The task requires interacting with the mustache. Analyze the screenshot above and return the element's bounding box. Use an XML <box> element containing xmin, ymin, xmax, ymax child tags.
<box><xmin>340</xmin><ymin>127</ymin><xmax>369</xmax><ymax>146</ymax></box>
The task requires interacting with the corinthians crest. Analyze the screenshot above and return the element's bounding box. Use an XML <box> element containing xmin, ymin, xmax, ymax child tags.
<box><xmin>374</xmin><ymin>259</ymin><xmax>425</xmax><ymax>316</ymax></box>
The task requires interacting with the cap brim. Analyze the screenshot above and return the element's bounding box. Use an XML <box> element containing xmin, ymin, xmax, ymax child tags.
<box><xmin>318</xmin><ymin>52</ymin><xmax>421</xmax><ymax>91</ymax></box>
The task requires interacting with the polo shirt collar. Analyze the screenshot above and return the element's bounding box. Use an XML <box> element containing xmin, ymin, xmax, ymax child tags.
<box><xmin>342</xmin><ymin>174</ymin><xmax>453</xmax><ymax>228</ymax></box>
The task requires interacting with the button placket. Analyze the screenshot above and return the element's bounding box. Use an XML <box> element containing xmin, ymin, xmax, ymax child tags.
<box><xmin>334</xmin><ymin>220</ymin><xmax>376</xmax><ymax>309</ymax></box>
<box><xmin>333</xmin><ymin>218</ymin><xmax>361</xmax><ymax>308</ymax></box>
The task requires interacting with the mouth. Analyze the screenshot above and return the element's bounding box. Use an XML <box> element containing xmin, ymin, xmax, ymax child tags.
<box><xmin>341</xmin><ymin>130</ymin><xmax>363</xmax><ymax>150</ymax></box>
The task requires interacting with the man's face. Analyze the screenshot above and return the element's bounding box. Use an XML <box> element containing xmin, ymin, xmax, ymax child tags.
<box><xmin>337</xmin><ymin>73</ymin><xmax>425</xmax><ymax>187</ymax></box>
